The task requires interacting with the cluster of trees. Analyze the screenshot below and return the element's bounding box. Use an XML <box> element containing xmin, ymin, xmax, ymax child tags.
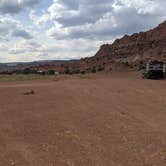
<box><xmin>0</xmin><ymin>68</ymin><xmax>37</xmax><ymax>75</ymax></box>
<box><xmin>63</xmin><ymin>65</ymin><xmax>105</xmax><ymax>75</ymax></box>
<box><xmin>121</xmin><ymin>61</ymin><xmax>137</xmax><ymax>68</ymax></box>
<box><xmin>0</xmin><ymin>65</ymin><xmax>106</xmax><ymax>75</ymax></box>
<box><xmin>0</xmin><ymin>68</ymin><xmax>58</xmax><ymax>75</ymax></box>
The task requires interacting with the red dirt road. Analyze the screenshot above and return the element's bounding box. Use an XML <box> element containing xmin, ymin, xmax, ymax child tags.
<box><xmin>0</xmin><ymin>72</ymin><xmax>166</xmax><ymax>166</ymax></box>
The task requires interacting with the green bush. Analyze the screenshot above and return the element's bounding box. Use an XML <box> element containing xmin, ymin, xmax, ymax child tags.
<box><xmin>97</xmin><ymin>65</ymin><xmax>105</xmax><ymax>72</ymax></box>
<box><xmin>91</xmin><ymin>67</ymin><xmax>96</xmax><ymax>73</ymax></box>
<box><xmin>81</xmin><ymin>71</ymin><xmax>85</xmax><ymax>74</ymax></box>
<box><xmin>48</xmin><ymin>70</ymin><xmax>55</xmax><ymax>75</ymax></box>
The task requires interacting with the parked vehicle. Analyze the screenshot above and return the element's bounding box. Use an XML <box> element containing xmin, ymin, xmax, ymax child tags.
<box><xmin>141</xmin><ymin>61</ymin><xmax>166</xmax><ymax>79</ymax></box>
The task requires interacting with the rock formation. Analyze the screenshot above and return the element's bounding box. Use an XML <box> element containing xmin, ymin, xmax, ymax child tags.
<box><xmin>94</xmin><ymin>21</ymin><xmax>166</xmax><ymax>63</ymax></box>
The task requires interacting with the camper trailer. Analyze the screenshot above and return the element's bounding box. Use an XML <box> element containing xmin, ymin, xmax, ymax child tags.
<box><xmin>141</xmin><ymin>61</ymin><xmax>166</xmax><ymax>79</ymax></box>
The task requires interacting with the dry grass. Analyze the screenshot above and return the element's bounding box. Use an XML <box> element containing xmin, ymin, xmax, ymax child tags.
<box><xmin>0</xmin><ymin>74</ymin><xmax>47</xmax><ymax>82</ymax></box>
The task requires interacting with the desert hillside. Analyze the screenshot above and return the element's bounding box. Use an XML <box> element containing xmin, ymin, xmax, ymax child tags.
<box><xmin>31</xmin><ymin>21</ymin><xmax>166</xmax><ymax>73</ymax></box>
<box><xmin>88</xmin><ymin>21</ymin><xmax>166</xmax><ymax>66</ymax></box>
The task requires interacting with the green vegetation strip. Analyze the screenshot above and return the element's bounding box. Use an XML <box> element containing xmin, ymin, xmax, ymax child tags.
<box><xmin>0</xmin><ymin>74</ymin><xmax>47</xmax><ymax>82</ymax></box>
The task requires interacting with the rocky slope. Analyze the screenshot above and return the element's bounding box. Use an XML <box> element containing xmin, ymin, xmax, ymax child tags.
<box><xmin>93</xmin><ymin>21</ymin><xmax>166</xmax><ymax>65</ymax></box>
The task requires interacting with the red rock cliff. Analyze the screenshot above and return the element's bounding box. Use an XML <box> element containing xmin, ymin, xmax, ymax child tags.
<box><xmin>94</xmin><ymin>21</ymin><xmax>166</xmax><ymax>62</ymax></box>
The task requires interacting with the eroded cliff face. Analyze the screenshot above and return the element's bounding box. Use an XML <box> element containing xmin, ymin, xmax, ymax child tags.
<box><xmin>94</xmin><ymin>21</ymin><xmax>166</xmax><ymax>63</ymax></box>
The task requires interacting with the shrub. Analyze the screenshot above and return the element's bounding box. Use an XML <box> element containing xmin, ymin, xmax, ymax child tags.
<box><xmin>48</xmin><ymin>70</ymin><xmax>55</xmax><ymax>75</ymax></box>
<box><xmin>91</xmin><ymin>67</ymin><xmax>96</xmax><ymax>73</ymax></box>
<box><xmin>129</xmin><ymin>64</ymin><xmax>134</xmax><ymax>68</ymax></box>
<box><xmin>64</xmin><ymin>67</ymin><xmax>70</xmax><ymax>74</ymax></box>
<box><xmin>124</xmin><ymin>61</ymin><xmax>129</xmax><ymax>66</ymax></box>
<box><xmin>23</xmin><ymin>90</ymin><xmax>35</xmax><ymax>95</ymax></box>
<box><xmin>73</xmin><ymin>69</ymin><xmax>80</xmax><ymax>74</ymax></box>
<box><xmin>81</xmin><ymin>71</ymin><xmax>85</xmax><ymax>74</ymax></box>
<box><xmin>122</xmin><ymin>61</ymin><xmax>130</xmax><ymax>67</ymax></box>
<box><xmin>97</xmin><ymin>65</ymin><xmax>105</xmax><ymax>72</ymax></box>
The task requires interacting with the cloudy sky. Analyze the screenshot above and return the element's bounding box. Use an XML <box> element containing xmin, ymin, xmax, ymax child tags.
<box><xmin>0</xmin><ymin>0</ymin><xmax>166</xmax><ymax>62</ymax></box>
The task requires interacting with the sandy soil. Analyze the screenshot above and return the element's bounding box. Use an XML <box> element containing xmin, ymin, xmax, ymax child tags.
<box><xmin>0</xmin><ymin>72</ymin><xmax>166</xmax><ymax>166</ymax></box>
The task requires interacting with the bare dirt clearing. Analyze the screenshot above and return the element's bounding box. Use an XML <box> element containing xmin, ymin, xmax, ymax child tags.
<box><xmin>0</xmin><ymin>72</ymin><xmax>166</xmax><ymax>166</ymax></box>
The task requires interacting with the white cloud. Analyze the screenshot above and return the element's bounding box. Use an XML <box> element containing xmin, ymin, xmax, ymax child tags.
<box><xmin>0</xmin><ymin>16</ymin><xmax>33</xmax><ymax>40</ymax></box>
<box><xmin>9</xmin><ymin>39</ymin><xmax>42</xmax><ymax>54</ymax></box>
<box><xmin>116</xmin><ymin>0</ymin><xmax>158</xmax><ymax>14</ymax></box>
<box><xmin>29</xmin><ymin>10</ymin><xmax>50</xmax><ymax>27</ymax></box>
<box><xmin>0</xmin><ymin>42</ymin><xmax>8</xmax><ymax>51</ymax></box>
<box><xmin>1</xmin><ymin>0</ymin><xmax>166</xmax><ymax>62</ymax></box>
<box><xmin>47</xmin><ymin>0</ymin><xmax>166</xmax><ymax>40</ymax></box>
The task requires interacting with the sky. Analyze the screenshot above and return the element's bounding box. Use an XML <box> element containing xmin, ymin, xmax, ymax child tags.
<box><xmin>0</xmin><ymin>0</ymin><xmax>166</xmax><ymax>62</ymax></box>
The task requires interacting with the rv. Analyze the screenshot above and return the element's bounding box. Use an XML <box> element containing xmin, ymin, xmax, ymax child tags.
<box><xmin>141</xmin><ymin>61</ymin><xmax>166</xmax><ymax>79</ymax></box>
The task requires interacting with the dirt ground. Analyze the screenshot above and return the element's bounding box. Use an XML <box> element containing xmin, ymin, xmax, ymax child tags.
<box><xmin>0</xmin><ymin>72</ymin><xmax>166</xmax><ymax>166</ymax></box>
